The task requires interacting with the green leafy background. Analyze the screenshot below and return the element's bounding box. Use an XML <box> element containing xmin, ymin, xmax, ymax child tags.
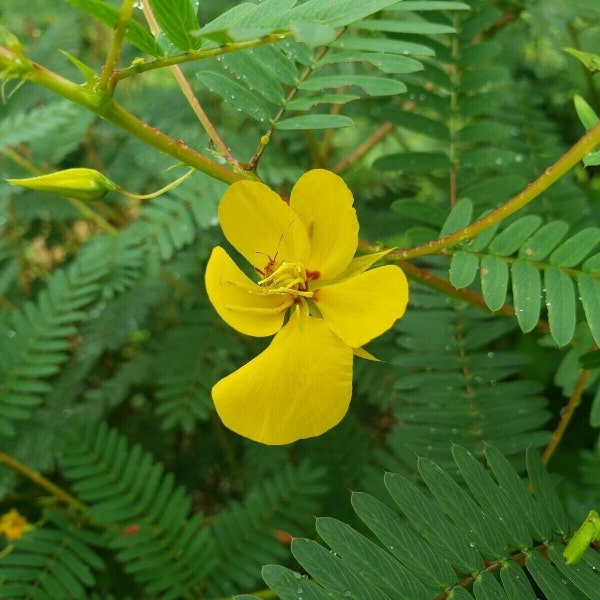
<box><xmin>0</xmin><ymin>0</ymin><xmax>600</xmax><ymax>597</ymax></box>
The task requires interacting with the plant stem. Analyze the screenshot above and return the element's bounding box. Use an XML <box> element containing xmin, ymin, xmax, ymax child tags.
<box><xmin>333</xmin><ymin>121</ymin><xmax>394</xmax><ymax>173</ymax></box>
<box><xmin>98</xmin><ymin>0</ymin><xmax>135</xmax><ymax>91</ymax></box>
<box><xmin>115</xmin><ymin>33</ymin><xmax>294</xmax><ymax>81</ymax></box>
<box><xmin>447</xmin><ymin>11</ymin><xmax>461</xmax><ymax>208</ymax></box>
<box><xmin>393</xmin><ymin>119</ymin><xmax>600</xmax><ymax>260</ymax></box>
<box><xmin>139</xmin><ymin>0</ymin><xmax>236</xmax><ymax>165</ymax></box>
<box><xmin>248</xmin><ymin>29</ymin><xmax>346</xmax><ymax>169</ymax></box>
<box><xmin>0</xmin><ymin>452</ymin><xmax>86</xmax><ymax>512</ymax></box>
<box><xmin>0</xmin><ymin>44</ymin><xmax>244</xmax><ymax>185</ymax></box>
<box><xmin>542</xmin><ymin>366</ymin><xmax>592</xmax><ymax>465</ymax></box>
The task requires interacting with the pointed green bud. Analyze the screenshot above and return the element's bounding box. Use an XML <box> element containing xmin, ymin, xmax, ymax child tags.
<box><xmin>563</xmin><ymin>509</ymin><xmax>600</xmax><ymax>565</ymax></box>
<box><xmin>7</xmin><ymin>168</ymin><xmax>118</xmax><ymax>201</ymax></box>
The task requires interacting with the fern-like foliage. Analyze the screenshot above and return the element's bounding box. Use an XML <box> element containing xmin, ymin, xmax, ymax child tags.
<box><xmin>152</xmin><ymin>309</ymin><xmax>243</xmax><ymax>433</ymax></box>
<box><xmin>368</xmin><ymin>285</ymin><xmax>551</xmax><ymax>477</ymax></box>
<box><xmin>446</xmin><ymin>203</ymin><xmax>600</xmax><ymax>347</ymax></box>
<box><xmin>0</xmin><ymin>509</ymin><xmax>105</xmax><ymax>599</ymax></box>
<box><xmin>0</xmin><ymin>101</ymin><xmax>79</xmax><ymax>153</ymax></box>
<box><xmin>254</xmin><ymin>445</ymin><xmax>600</xmax><ymax>600</ymax></box>
<box><xmin>0</xmin><ymin>251</ymin><xmax>107</xmax><ymax>436</ymax></box>
<box><xmin>193</xmin><ymin>1</ymin><xmax>470</xmax><ymax>133</ymax></box>
<box><xmin>370</xmin><ymin>0</ymin><xmax>599</xmax><ymax>348</ymax></box>
<box><xmin>1</xmin><ymin>421</ymin><xmax>329</xmax><ymax>598</ymax></box>
<box><xmin>205</xmin><ymin>460</ymin><xmax>326</xmax><ymax>597</ymax></box>
<box><xmin>0</xmin><ymin>166</ymin><xmax>218</xmax><ymax>439</ymax></box>
<box><xmin>58</xmin><ymin>421</ymin><xmax>216</xmax><ymax>599</ymax></box>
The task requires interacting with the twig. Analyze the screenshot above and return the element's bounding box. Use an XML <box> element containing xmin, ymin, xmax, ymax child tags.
<box><xmin>333</xmin><ymin>122</ymin><xmax>394</xmax><ymax>173</ymax></box>
<box><xmin>0</xmin><ymin>452</ymin><xmax>86</xmax><ymax>512</ymax></box>
<box><xmin>248</xmin><ymin>28</ymin><xmax>348</xmax><ymax>170</ymax></box>
<box><xmin>140</xmin><ymin>0</ymin><xmax>235</xmax><ymax>165</ymax></box>
<box><xmin>115</xmin><ymin>33</ymin><xmax>294</xmax><ymax>81</ymax></box>
<box><xmin>542</xmin><ymin>367</ymin><xmax>593</xmax><ymax>465</ymax></box>
<box><xmin>392</xmin><ymin>119</ymin><xmax>600</xmax><ymax>260</ymax></box>
<box><xmin>0</xmin><ymin>43</ymin><xmax>243</xmax><ymax>184</ymax></box>
<box><xmin>97</xmin><ymin>0</ymin><xmax>135</xmax><ymax>91</ymax></box>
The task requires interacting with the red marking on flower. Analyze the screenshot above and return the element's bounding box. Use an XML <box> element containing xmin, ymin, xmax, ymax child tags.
<box><xmin>306</xmin><ymin>269</ymin><xmax>320</xmax><ymax>281</ymax></box>
<box><xmin>120</xmin><ymin>524</ymin><xmax>140</xmax><ymax>536</ymax></box>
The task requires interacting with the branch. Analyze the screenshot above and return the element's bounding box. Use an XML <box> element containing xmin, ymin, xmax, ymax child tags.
<box><xmin>393</xmin><ymin>120</ymin><xmax>600</xmax><ymax>260</ymax></box>
<box><xmin>0</xmin><ymin>452</ymin><xmax>86</xmax><ymax>512</ymax></box>
<box><xmin>0</xmin><ymin>43</ymin><xmax>244</xmax><ymax>185</ymax></box>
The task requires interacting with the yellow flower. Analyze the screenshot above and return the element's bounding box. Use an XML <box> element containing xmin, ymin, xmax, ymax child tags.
<box><xmin>205</xmin><ymin>169</ymin><xmax>409</xmax><ymax>444</ymax></box>
<box><xmin>0</xmin><ymin>508</ymin><xmax>28</xmax><ymax>540</ymax></box>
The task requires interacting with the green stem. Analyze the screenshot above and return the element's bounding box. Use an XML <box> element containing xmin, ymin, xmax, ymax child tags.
<box><xmin>248</xmin><ymin>28</ymin><xmax>346</xmax><ymax>170</ymax></box>
<box><xmin>0</xmin><ymin>44</ymin><xmax>244</xmax><ymax>185</ymax></box>
<box><xmin>115</xmin><ymin>32</ymin><xmax>294</xmax><ymax>82</ymax></box>
<box><xmin>448</xmin><ymin>11</ymin><xmax>461</xmax><ymax>207</ymax></box>
<box><xmin>393</xmin><ymin>119</ymin><xmax>600</xmax><ymax>261</ymax></box>
<box><xmin>140</xmin><ymin>0</ymin><xmax>236</xmax><ymax>166</ymax></box>
<box><xmin>98</xmin><ymin>0</ymin><xmax>135</xmax><ymax>92</ymax></box>
<box><xmin>0</xmin><ymin>452</ymin><xmax>86</xmax><ymax>512</ymax></box>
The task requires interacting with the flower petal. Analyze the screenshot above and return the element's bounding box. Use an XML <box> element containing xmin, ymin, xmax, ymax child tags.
<box><xmin>290</xmin><ymin>170</ymin><xmax>358</xmax><ymax>279</ymax></box>
<box><xmin>212</xmin><ymin>308</ymin><xmax>353</xmax><ymax>444</ymax></box>
<box><xmin>317</xmin><ymin>265</ymin><xmax>409</xmax><ymax>348</ymax></box>
<box><xmin>218</xmin><ymin>180</ymin><xmax>310</xmax><ymax>272</ymax></box>
<box><xmin>205</xmin><ymin>246</ymin><xmax>289</xmax><ymax>337</ymax></box>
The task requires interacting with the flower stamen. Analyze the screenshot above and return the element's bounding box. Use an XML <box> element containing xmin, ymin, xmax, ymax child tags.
<box><xmin>258</xmin><ymin>261</ymin><xmax>309</xmax><ymax>290</ymax></box>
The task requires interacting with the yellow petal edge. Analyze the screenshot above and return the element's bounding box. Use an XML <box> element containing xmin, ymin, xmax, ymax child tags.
<box><xmin>205</xmin><ymin>246</ymin><xmax>287</xmax><ymax>337</ymax></box>
<box><xmin>212</xmin><ymin>309</ymin><xmax>353</xmax><ymax>445</ymax></box>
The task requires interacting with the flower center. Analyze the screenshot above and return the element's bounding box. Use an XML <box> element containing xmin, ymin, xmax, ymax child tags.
<box><xmin>257</xmin><ymin>261</ymin><xmax>313</xmax><ymax>299</ymax></box>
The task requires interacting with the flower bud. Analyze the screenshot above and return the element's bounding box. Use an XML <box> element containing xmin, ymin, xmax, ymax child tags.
<box><xmin>7</xmin><ymin>168</ymin><xmax>118</xmax><ymax>201</ymax></box>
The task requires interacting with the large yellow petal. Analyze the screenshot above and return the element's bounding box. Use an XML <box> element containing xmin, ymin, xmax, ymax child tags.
<box><xmin>289</xmin><ymin>170</ymin><xmax>358</xmax><ymax>279</ymax></box>
<box><xmin>316</xmin><ymin>266</ymin><xmax>409</xmax><ymax>348</ymax></box>
<box><xmin>218</xmin><ymin>180</ymin><xmax>310</xmax><ymax>272</ymax></box>
<box><xmin>205</xmin><ymin>246</ymin><xmax>289</xmax><ymax>337</ymax></box>
<box><xmin>212</xmin><ymin>309</ymin><xmax>353</xmax><ymax>445</ymax></box>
